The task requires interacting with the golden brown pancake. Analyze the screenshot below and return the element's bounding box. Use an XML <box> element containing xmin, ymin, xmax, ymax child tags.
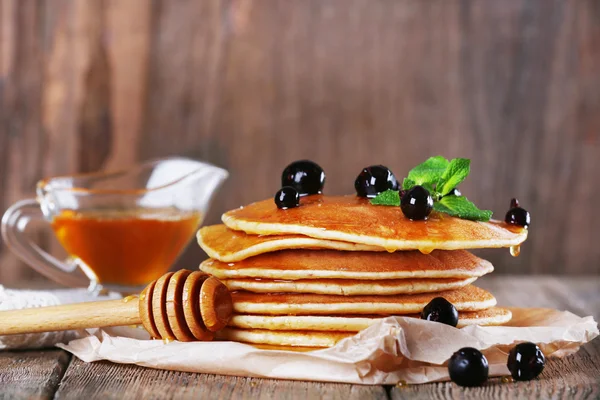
<box><xmin>197</xmin><ymin>224</ymin><xmax>382</xmax><ymax>262</ymax></box>
<box><xmin>222</xmin><ymin>195</ymin><xmax>527</xmax><ymax>252</ymax></box>
<box><xmin>215</xmin><ymin>328</ymin><xmax>351</xmax><ymax>348</ymax></box>
<box><xmin>228</xmin><ymin>307</ymin><xmax>512</xmax><ymax>331</ymax></box>
<box><xmin>232</xmin><ymin>285</ymin><xmax>496</xmax><ymax>315</ymax></box>
<box><xmin>221</xmin><ymin>276</ymin><xmax>477</xmax><ymax>295</ymax></box>
<box><xmin>247</xmin><ymin>344</ymin><xmax>322</xmax><ymax>352</ymax></box>
<box><xmin>200</xmin><ymin>249</ymin><xmax>493</xmax><ymax>280</ymax></box>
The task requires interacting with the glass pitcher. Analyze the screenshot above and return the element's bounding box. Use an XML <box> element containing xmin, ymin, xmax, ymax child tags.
<box><xmin>1</xmin><ymin>157</ymin><xmax>228</xmax><ymax>293</ymax></box>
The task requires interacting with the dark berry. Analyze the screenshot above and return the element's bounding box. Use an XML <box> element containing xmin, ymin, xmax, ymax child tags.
<box><xmin>354</xmin><ymin>165</ymin><xmax>399</xmax><ymax>198</ymax></box>
<box><xmin>505</xmin><ymin>207</ymin><xmax>530</xmax><ymax>228</ymax></box>
<box><xmin>507</xmin><ymin>342</ymin><xmax>545</xmax><ymax>381</ymax></box>
<box><xmin>510</xmin><ymin>198</ymin><xmax>519</xmax><ymax>208</ymax></box>
<box><xmin>447</xmin><ymin>188</ymin><xmax>461</xmax><ymax>197</ymax></box>
<box><xmin>281</xmin><ymin>160</ymin><xmax>325</xmax><ymax>196</ymax></box>
<box><xmin>274</xmin><ymin>186</ymin><xmax>300</xmax><ymax>209</ymax></box>
<box><xmin>421</xmin><ymin>297</ymin><xmax>459</xmax><ymax>327</ymax></box>
<box><xmin>400</xmin><ymin>186</ymin><xmax>433</xmax><ymax>220</ymax></box>
<box><xmin>448</xmin><ymin>347</ymin><xmax>489</xmax><ymax>387</ymax></box>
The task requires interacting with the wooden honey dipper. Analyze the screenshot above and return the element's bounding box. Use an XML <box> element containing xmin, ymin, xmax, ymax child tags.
<box><xmin>0</xmin><ymin>270</ymin><xmax>232</xmax><ymax>342</ymax></box>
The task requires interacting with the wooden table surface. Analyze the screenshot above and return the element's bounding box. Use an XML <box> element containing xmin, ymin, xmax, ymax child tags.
<box><xmin>1</xmin><ymin>276</ymin><xmax>599</xmax><ymax>400</ymax></box>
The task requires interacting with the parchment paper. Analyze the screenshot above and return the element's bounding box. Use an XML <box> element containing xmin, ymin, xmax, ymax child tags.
<box><xmin>58</xmin><ymin>307</ymin><xmax>598</xmax><ymax>385</ymax></box>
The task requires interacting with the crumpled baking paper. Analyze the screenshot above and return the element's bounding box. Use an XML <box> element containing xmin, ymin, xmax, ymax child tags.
<box><xmin>56</xmin><ymin>307</ymin><xmax>598</xmax><ymax>384</ymax></box>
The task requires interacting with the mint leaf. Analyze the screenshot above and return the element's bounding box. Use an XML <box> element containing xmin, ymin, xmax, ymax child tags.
<box><xmin>402</xmin><ymin>156</ymin><xmax>449</xmax><ymax>190</ymax></box>
<box><xmin>370</xmin><ymin>189</ymin><xmax>400</xmax><ymax>206</ymax></box>
<box><xmin>436</xmin><ymin>158</ymin><xmax>470</xmax><ymax>196</ymax></box>
<box><xmin>433</xmin><ymin>195</ymin><xmax>492</xmax><ymax>221</ymax></box>
<box><xmin>402</xmin><ymin>178</ymin><xmax>416</xmax><ymax>190</ymax></box>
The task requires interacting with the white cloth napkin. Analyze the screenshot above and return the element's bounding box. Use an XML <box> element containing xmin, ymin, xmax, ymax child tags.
<box><xmin>0</xmin><ymin>286</ymin><xmax>121</xmax><ymax>350</ymax></box>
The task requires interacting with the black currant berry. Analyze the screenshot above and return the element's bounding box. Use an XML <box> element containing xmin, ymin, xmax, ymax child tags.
<box><xmin>510</xmin><ymin>198</ymin><xmax>519</xmax><ymax>209</ymax></box>
<box><xmin>507</xmin><ymin>342</ymin><xmax>545</xmax><ymax>381</ymax></box>
<box><xmin>505</xmin><ymin>207</ymin><xmax>530</xmax><ymax>228</ymax></box>
<box><xmin>401</xmin><ymin>186</ymin><xmax>433</xmax><ymax>220</ymax></box>
<box><xmin>354</xmin><ymin>165</ymin><xmax>399</xmax><ymax>198</ymax></box>
<box><xmin>274</xmin><ymin>186</ymin><xmax>300</xmax><ymax>209</ymax></box>
<box><xmin>448</xmin><ymin>347</ymin><xmax>489</xmax><ymax>387</ymax></box>
<box><xmin>281</xmin><ymin>160</ymin><xmax>325</xmax><ymax>196</ymax></box>
<box><xmin>421</xmin><ymin>297</ymin><xmax>459</xmax><ymax>327</ymax></box>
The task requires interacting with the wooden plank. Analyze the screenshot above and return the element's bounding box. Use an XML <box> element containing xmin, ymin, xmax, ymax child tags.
<box><xmin>477</xmin><ymin>275</ymin><xmax>600</xmax><ymax>320</ymax></box>
<box><xmin>0</xmin><ymin>349</ymin><xmax>70</xmax><ymax>400</ymax></box>
<box><xmin>53</xmin><ymin>358</ymin><xmax>388</xmax><ymax>400</ymax></box>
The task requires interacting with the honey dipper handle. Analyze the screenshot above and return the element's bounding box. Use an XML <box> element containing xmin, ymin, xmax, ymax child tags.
<box><xmin>0</xmin><ymin>298</ymin><xmax>141</xmax><ymax>335</ymax></box>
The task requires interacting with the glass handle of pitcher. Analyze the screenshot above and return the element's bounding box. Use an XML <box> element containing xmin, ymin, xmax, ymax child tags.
<box><xmin>1</xmin><ymin>199</ymin><xmax>89</xmax><ymax>288</ymax></box>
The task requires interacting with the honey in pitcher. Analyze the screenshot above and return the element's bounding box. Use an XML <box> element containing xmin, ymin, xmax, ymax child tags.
<box><xmin>50</xmin><ymin>208</ymin><xmax>201</xmax><ymax>286</ymax></box>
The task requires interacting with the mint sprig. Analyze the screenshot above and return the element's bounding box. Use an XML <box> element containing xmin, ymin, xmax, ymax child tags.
<box><xmin>402</xmin><ymin>156</ymin><xmax>449</xmax><ymax>191</ymax></box>
<box><xmin>436</xmin><ymin>158</ymin><xmax>470</xmax><ymax>197</ymax></box>
<box><xmin>370</xmin><ymin>189</ymin><xmax>400</xmax><ymax>206</ymax></box>
<box><xmin>370</xmin><ymin>156</ymin><xmax>492</xmax><ymax>221</ymax></box>
<box><xmin>433</xmin><ymin>195</ymin><xmax>492</xmax><ymax>221</ymax></box>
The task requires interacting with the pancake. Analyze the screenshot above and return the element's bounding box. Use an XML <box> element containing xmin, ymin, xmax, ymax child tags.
<box><xmin>228</xmin><ymin>307</ymin><xmax>512</xmax><ymax>331</ymax></box>
<box><xmin>215</xmin><ymin>328</ymin><xmax>351</xmax><ymax>348</ymax></box>
<box><xmin>249</xmin><ymin>344</ymin><xmax>322</xmax><ymax>352</ymax></box>
<box><xmin>232</xmin><ymin>285</ymin><xmax>496</xmax><ymax>315</ymax></box>
<box><xmin>221</xmin><ymin>276</ymin><xmax>477</xmax><ymax>295</ymax></box>
<box><xmin>200</xmin><ymin>249</ymin><xmax>493</xmax><ymax>280</ymax></box>
<box><xmin>222</xmin><ymin>195</ymin><xmax>527</xmax><ymax>252</ymax></box>
<box><xmin>197</xmin><ymin>224</ymin><xmax>381</xmax><ymax>262</ymax></box>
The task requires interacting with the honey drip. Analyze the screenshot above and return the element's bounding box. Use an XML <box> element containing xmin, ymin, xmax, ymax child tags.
<box><xmin>501</xmin><ymin>376</ymin><xmax>514</xmax><ymax>383</ymax></box>
<box><xmin>396</xmin><ymin>380</ymin><xmax>408</xmax><ymax>387</ymax></box>
<box><xmin>510</xmin><ymin>245</ymin><xmax>521</xmax><ymax>257</ymax></box>
<box><xmin>418</xmin><ymin>248</ymin><xmax>434</xmax><ymax>255</ymax></box>
<box><xmin>163</xmin><ymin>338</ymin><xmax>173</xmax><ymax>344</ymax></box>
<box><xmin>122</xmin><ymin>295</ymin><xmax>138</xmax><ymax>303</ymax></box>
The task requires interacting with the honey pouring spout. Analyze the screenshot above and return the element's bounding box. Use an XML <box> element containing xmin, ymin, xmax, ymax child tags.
<box><xmin>0</xmin><ymin>270</ymin><xmax>233</xmax><ymax>342</ymax></box>
<box><xmin>147</xmin><ymin>158</ymin><xmax>229</xmax><ymax>219</ymax></box>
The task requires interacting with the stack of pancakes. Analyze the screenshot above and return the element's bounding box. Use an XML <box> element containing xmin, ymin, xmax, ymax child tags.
<box><xmin>198</xmin><ymin>195</ymin><xmax>527</xmax><ymax>348</ymax></box>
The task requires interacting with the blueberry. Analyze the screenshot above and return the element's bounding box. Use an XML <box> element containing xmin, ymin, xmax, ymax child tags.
<box><xmin>281</xmin><ymin>160</ymin><xmax>325</xmax><ymax>196</ymax></box>
<box><xmin>510</xmin><ymin>198</ymin><xmax>519</xmax><ymax>208</ymax></box>
<box><xmin>421</xmin><ymin>297</ymin><xmax>459</xmax><ymax>327</ymax></box>
<box><xmin>448</xmin><ymin>347</ymin><xmax>489</xmax><ymax>387</ymax></box>
<box><xmin>274</xmin><ymin>187</ymin><xmax>300</xmax><ymax>209</ymax></box>
<box><xmin>507</xmin><ymin>342</ymin><xmax>545</xmax><ymax>381</ymax></box>
<box><xmin>401</xmin><ymin>186</ymin><xmax>433</xmax><ymax>220</ymax></box>
<box><xmin>354</xmin><ymin>165</ymin><xmax>399</xmax><ymax>198</ymax></box>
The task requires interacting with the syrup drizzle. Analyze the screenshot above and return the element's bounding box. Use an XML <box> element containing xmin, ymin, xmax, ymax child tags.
<box><xmin>509</xmin><ymin>245</ymin><xmax>521</xmax><ymax>257</ymax></box>
<box><xmin>122</xmin><ymin>295</ymin><xmax>138</xmax><ymax>303</ymax></box>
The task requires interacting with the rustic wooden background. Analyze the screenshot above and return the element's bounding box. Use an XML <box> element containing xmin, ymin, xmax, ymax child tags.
<box><xmin>1</xmin><ymin>0</ymin><xmax>599</xmax><ymax>286</ymax></box>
